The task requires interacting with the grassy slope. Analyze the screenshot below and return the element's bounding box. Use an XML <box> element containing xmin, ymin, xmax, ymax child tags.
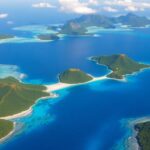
<box><xmin>135</xmin><ymin>122</ymin><xmax>150</xmax><ymax>150</ymax></box>
<box><xmin>0</xmin><ymin>77</ymin><xmax>50</xmax><ymax>117</ymax></box>
<box><xmin>59</xmin><ymin>69</ymin><xmax>93</xmax><ymax>84</ymax></box>
<box><xmin>91</xmin><ymin>54</ymin><xmax>150</xmax><ymax>79</ymax></box>
<box><xmin>0</xmin><ymin>119</ymin><xmax>13</xmax><ymax>140</ymax></box>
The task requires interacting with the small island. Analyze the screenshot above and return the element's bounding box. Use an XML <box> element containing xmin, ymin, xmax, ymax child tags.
<box><xmin>59</xmin><ymin>68</ymin><xmax>93</xmax><ymax>84</ymax></box>
<box><xmin>0</xmin><ymin>77</ymin><xmax>50</xmax><ymax>140</ymax></box>
<box><xmin>91</xmin><ymin>54</ymin><xmax>150</xmax><ymax>79</ymax></box>
<box><xmin>0</xmin><ymin>35</ymin><xmax>15</xmax><ymax>40</ymax></box>
<box><xmin>37</xmin><ymin>34</ymin><xmax>59</xmax><ymax>41</ymax></box>
<box><xmin>135</xmin><ymin>121</ymin><xmax>150</xmax><ymax>150</ymax></box>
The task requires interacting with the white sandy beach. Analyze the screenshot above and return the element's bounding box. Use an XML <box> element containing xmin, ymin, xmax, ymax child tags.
<box><xmin>46</xmin><ymin>76</ymin><xmax>107</xmax><ymax>92</ymax></box>
<box><xmin>0</xmin><ymin>108</ymin><xmax>32</xmax><ymax>120</ymax></box>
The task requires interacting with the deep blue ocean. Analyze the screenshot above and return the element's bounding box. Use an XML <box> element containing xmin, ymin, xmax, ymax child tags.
<box><xmin>0</xmin><ymin>24</ymin><xmax>150</xmax><ymax>150</ymax></box>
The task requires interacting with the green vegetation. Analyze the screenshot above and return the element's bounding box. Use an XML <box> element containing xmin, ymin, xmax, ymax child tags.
<box><xmin>135</xmin><ymin>122</ymin><xmax>150</xmax><ymax>150</ymax></box>
<box><xmin>0</xmin><ymin>119</ymin><xmax>13</xmax><ymax>140</ymax></box>
<box><xmin>60</xmin><ymin>13</ymin><xmax>150</xmax><ymax>35</ymax></box>
<box><xmin>91</xmin><ymin>54</ymin><xmax>150</xmax><ymax>79</ymax></box>
<box><xmin>117</xmin><ymin>13</ymin><xmax>150</xmax><ymax>27</ymax></box>
<box><xmin>61</xmin><ymin>22</ymin><xmax>87</xmax><ymax>35</ymax></box>
<box><xmin>59</xmin><ymin>68</ymin><xmax>93</xmax><ymax>84</ymax></box>
<box><xmin>38</xmin><ymin>34</ymin><xmax>59</xmax><ymax>41</ymax></box>
<box><xmin>0</xmin><ymin>35</ymin><xmax>14</xmax><ymax>40</ymax></box>
<box><xmin>0</xmin><ymin>77</ymin><xmax>50</xmax><ymax>140</ymax></box>
<box><xmin>74</xmin><ymin>14</ymin><xmax>115</xmax><ymax>28</ymax></box>
<box><xmin>61</xmin><ymin>14</ymin><xmax>115</xmax><ymax>35</ymax></box>
<box><xmin>0</xmin><ymin>77</ymin><xmax>50</xmax><ymax>117</ymax></box>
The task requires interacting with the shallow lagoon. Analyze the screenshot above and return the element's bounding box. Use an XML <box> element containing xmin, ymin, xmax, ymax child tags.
<box><xmin>0</xmin><ymin>25</ymin><xmax>64</xmax><ymax>44</ymax></box>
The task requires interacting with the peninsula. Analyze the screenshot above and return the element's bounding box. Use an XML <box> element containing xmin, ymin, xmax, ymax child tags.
<box><xmin>59</xmin><ymin>68</ymin><xmax>93</xmax><ymax>84</ymax></box>
<box><xmin>91</xmin><ymin>54</ymin><xmax>150</xmax><ymax>79</ymax></box>
<box><xmin>0</xmin><ymin>77</ymin><xmax>50</xmax><ymax>140</ymax></box>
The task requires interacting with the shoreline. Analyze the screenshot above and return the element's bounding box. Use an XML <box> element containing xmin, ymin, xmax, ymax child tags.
<box><xmin>0</xmin><ymin>94</ymin><xmax>57</xmax><ymax>121</ymax></box>
<box><xmin>0</xmin><ymin>94</ymin><xmax>56</xmax><ymax>142</ymax></box>
<box><xmin>0</xmin><ymin>122</ymin><xmax>16</xmax><ymax>143</ymax></box>
<box><xmin>127</xmin><ymin>116</ymin><xmax>150</xmax><ymax>150</ymax></box>
<box><xmin>0</xmin><ymin>108</ymin><xmax>33</xmax><ymax>120</ymax></box>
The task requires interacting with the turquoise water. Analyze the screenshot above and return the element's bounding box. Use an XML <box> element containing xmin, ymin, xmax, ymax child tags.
<box><xmin>0</xmin><ymin>26</ymin><xmax>150</xmax><ymax>150</ymax></box>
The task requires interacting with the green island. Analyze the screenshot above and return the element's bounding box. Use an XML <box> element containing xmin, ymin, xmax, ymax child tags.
<box><xmin>135</xmin><ymin>121</ymin><xmax>150</xmax><ymax>150</ymax></box>
<box><xmin>37</xmin><ymin>34</ymin><xmax>59</xmax><ymax>41</ymax></box>
<box><xmin>91</xmin><ymin>54</ymin><xmax>150</xmax><ymax>79</ymax></box>
<box><xmin>60</xmin><ymin>22</ymin><xmax>87</xmax><ymax>35</ymax></box>
<box><xmin>117</xmin><ymin>13</ymin><xmax>150</xmax><ymax>27</ymax></box>
<box><xmin>60</xmin><ymin>13</ymin><xmax>150</xmax><ymax>35</ymax></box>
<box><xmin>60</xmin><ymin>14</ymin><xmax>115</xmax><ymax>35</ymax></box>
<box><xmin>0</xmin><ymin>120</ymin><xmax>14</xmax><ymax>140</ymax></box>
<box><xmin>59</xmin><ymin>68</ymin><xmax>93</xmax><ymax>84</ymax></box>
<box><xmin>0</xmin><ymin>35</ymin><xmax>15</xmax><ymax>40</ymax></box>
<box><xmin>0</xmin><ymin>77</ymin><xmax>50</xmax><ymax>140</ymax></box>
